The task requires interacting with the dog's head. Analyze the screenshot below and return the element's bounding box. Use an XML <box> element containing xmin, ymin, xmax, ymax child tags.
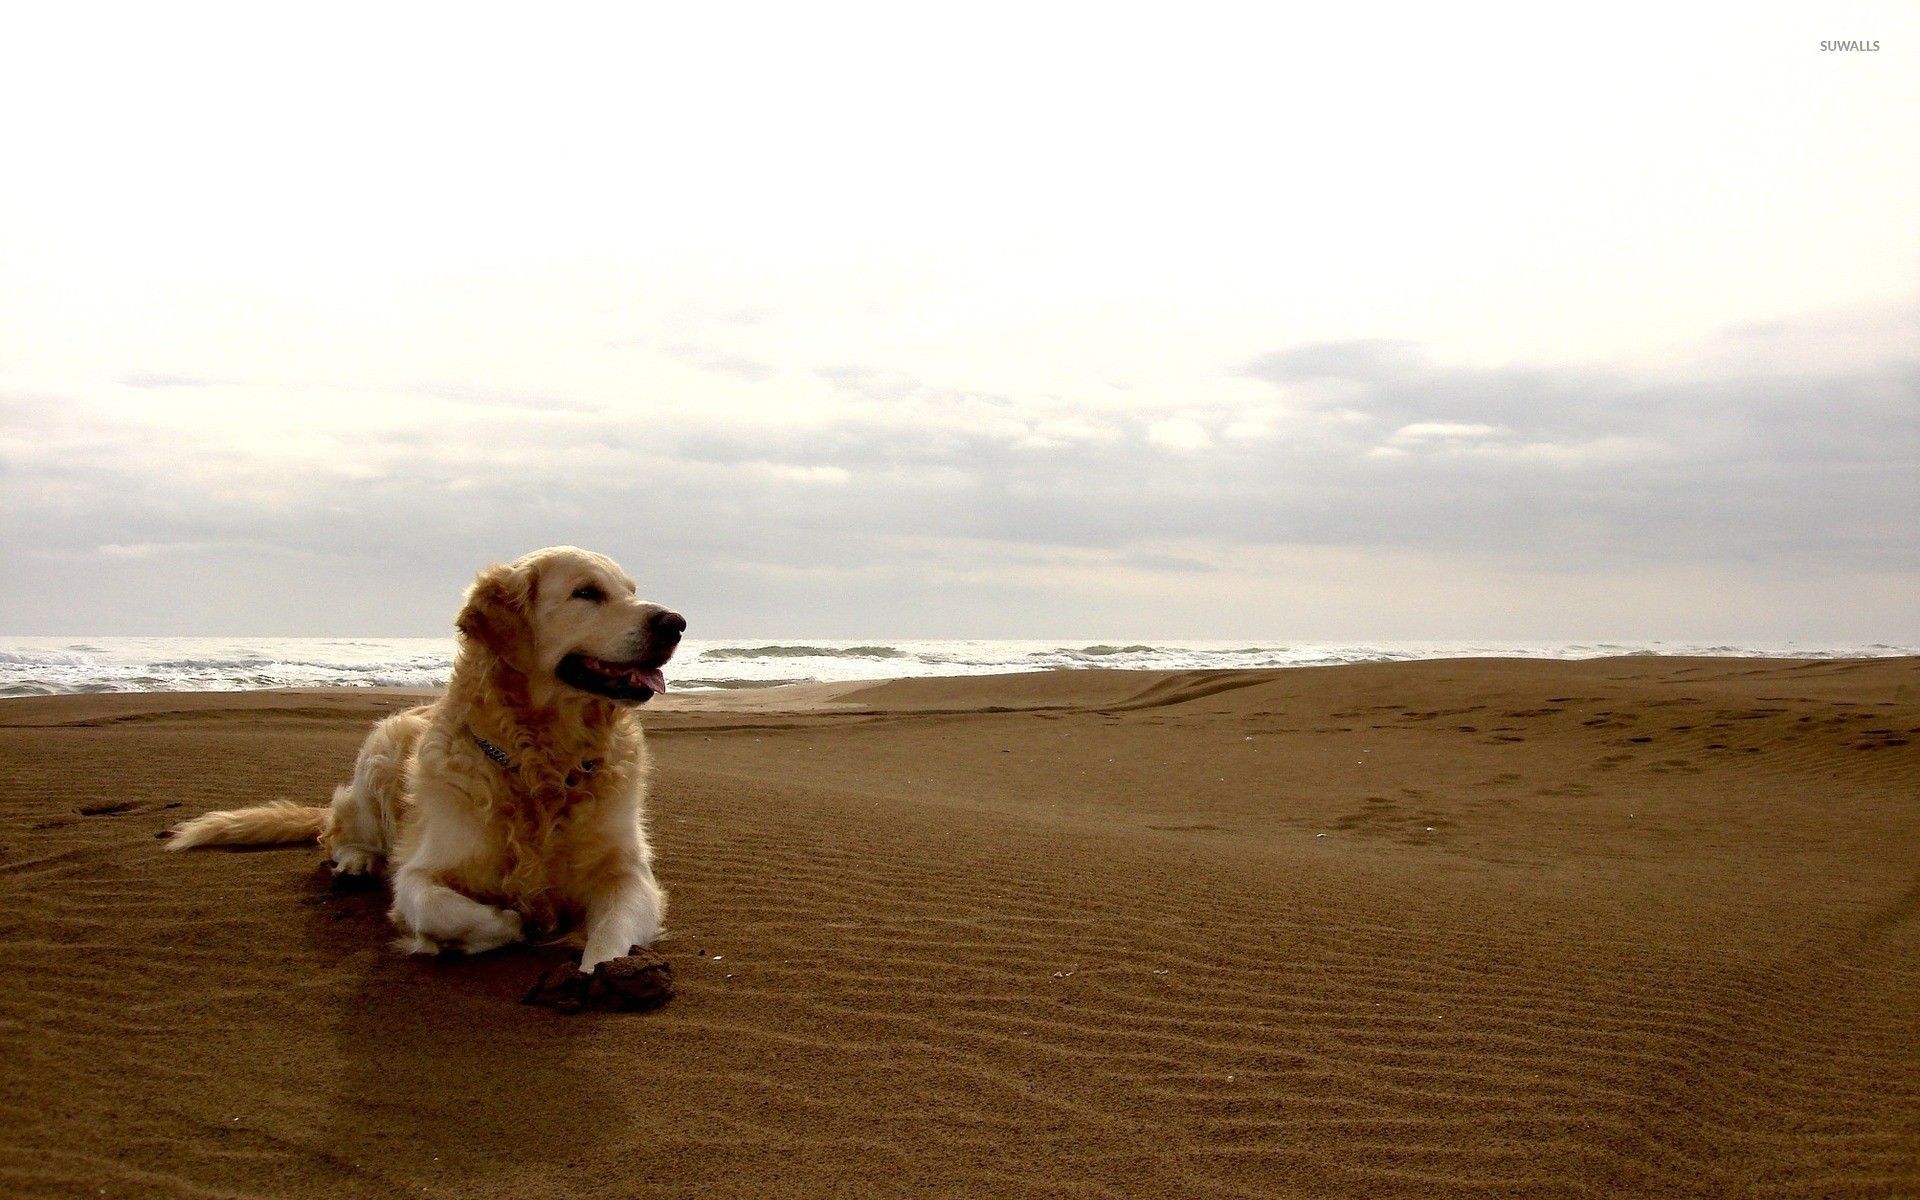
<box><xmin>456</xmin><ymin>546</ymin><xmax>684</xmax><ymax>704</ymax></box>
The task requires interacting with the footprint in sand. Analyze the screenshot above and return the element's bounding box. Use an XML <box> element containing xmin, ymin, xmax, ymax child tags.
<box><xmin>1853</xmin><ymin>734</ymin><xmax>1911</xmax><ymax>750</ymax></box>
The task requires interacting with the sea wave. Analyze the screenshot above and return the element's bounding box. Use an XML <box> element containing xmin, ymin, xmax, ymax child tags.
<box><xmin>0</xmin><ymin>649</ymin><xmax>97</xmax><ymax>666</ymax></box>
<box><xmin>700</xmin><ymin>645</ymin><xmax>909</xmax><ymax>660</ymax></box>
<box><xmin>0</xmin><ymin>636</ymin><xmax>1911</xmax><ymax>697</ymax></box>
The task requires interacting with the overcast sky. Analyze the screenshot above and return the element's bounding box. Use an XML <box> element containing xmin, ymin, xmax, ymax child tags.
<box><xmin>2</xmin><ymin>3</ymin><xmax>1915</xmax><ymax>640</ymax></box>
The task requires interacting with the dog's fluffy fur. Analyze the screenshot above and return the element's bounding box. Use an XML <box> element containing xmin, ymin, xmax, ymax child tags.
<box><xmin>167</xmin><ymin>547</ymin><xmax>674</xmax><ymax>971</ymax></box>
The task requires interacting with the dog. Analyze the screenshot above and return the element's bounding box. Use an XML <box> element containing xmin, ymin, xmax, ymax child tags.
<box><xmin>167</xmin><ymin>546</ymin><xmax>680</xmax><ymax>972</ymax></box>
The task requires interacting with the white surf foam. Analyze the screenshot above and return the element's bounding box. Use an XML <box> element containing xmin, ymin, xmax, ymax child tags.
<box><xmin>0</xmin><ymin>636</ymin><xmax>1911</xmax><ymax>697</ymax></box>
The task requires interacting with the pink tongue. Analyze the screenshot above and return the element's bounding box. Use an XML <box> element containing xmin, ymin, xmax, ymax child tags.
<box><xmin>636</xmin><ymin>667</ymin><xmax>666</xmax><ymax>694</ymax></box>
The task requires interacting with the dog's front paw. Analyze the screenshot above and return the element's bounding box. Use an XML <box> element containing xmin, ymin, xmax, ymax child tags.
<box><xmin>455</xmin><ymin>906</ymin><xmax>524</xmax><ymax>955</ymax></box>
<box><xmin>331</xmin><ymin>846</ymin><xmax>378</xmax><ymax>876</ymax></box>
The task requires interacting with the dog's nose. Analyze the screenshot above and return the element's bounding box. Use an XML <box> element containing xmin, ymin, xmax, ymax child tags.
<box><xmin>651</xmin><ymin>610</ymin><xmax>687</xmax><ymax>641</ymax></box>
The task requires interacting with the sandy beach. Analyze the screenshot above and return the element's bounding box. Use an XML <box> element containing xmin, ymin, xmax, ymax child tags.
<box><xmin>1</xmin><ymin>656</ymin><xmax>1915</xmax><ymax>1198</ymax></box>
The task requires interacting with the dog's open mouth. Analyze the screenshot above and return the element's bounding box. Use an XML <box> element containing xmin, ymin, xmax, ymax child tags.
<box><xmin>557</xmin><ymin>654</ymin><xmax>668</xmax><ymax>702</ymax></box>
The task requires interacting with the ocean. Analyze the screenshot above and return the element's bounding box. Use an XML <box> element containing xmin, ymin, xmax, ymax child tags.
<box><xmin>0</xmin><ymin>636</ymin><xmax>1912</xmax><ymax>697</ymax></box>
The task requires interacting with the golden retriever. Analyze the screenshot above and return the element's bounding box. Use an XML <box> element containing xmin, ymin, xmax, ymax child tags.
<box><xmin>167</xmin><ymin>546</ymin><xmax>679</xmax><ymax>972</ymax></box>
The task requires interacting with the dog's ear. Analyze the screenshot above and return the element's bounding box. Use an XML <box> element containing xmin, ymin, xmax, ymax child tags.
<box><xmin>457</xmin><ymin>563</ymin><xmax>536</xmax><ymax>673</ymax></box>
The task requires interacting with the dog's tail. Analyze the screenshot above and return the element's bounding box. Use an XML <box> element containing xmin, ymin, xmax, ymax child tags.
<box><xmin>164</xmin><ymin>800</ymin><xmax>331</xmax><ymax>851</ymax></box>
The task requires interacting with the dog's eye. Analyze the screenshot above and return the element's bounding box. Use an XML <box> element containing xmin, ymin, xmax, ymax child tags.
<box><xmin>571</xmin><ymin>585</ymin><xmax>606</xmax><ymax>603</ymax></box>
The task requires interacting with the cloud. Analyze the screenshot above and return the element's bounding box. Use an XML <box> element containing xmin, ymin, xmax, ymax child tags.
<box><xmin>1119</xmin><ymin>552</ymin><xmax>1217</xmax><ymax>574</ymax></box>
<box><xmin>419</xmin><ymin>384</ymin><xmax>608</xmax><ymax>414</ymax></box>
<box><xmin>118</xmin><ymin>373</ymin><xmax>231</xmax><ymax>389</ymax></box>
<box><xmin>756</xmin><ymin>462</ymin><xmax>850</xmax><ymax>485</ymax></box>
<box><xmin>1391</xmin><ymin>422</ymin><xmax>1502</xmax><ymax>442</ymax></box>
<box><xmin>1</xmin><ymin>303</ymin><xmax>1914</xmax><ymax>636</ymax></box>
<box><xmin>1021</xmin><ymin>416</ymin><xmax>1118</xmax><ymax>449</ymax></box>
<box><xmin>97</xmin><ymin>542</ymin><xmax>173</xmax><ymax>558</ymax></box>
<box><xmin>1146</xmin><ymin>417</ymin><xmax>1212</xmax><ymax>452</ymax></box>
<box><xmin>662</xmin><ymin>345</ymin><xmax>780</xmax><ymax>382</ymax></box>
<box><xmin>1244</xmin><ymin>339</ymin><xmax>1420</xmax><ymax>384</ymax></box>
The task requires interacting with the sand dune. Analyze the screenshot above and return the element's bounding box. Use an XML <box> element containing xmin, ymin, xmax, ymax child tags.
<box><xmin>1</xmin><ymin>658</ymin><xmax>1916</xmax><ymax>1197</ymax></box>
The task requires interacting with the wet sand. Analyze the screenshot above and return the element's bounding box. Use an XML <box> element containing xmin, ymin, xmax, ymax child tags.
<box><xmin>1</xmin><ymin>657</ymin><xmax>1916</xmax><ymax>1198</ymax></box>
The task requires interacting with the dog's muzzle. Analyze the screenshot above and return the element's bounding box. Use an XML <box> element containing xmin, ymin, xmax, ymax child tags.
<box><xmin>557</xmin><ymin>609</ymin><xmax>686</xmax><ymax>703</ymax></box>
